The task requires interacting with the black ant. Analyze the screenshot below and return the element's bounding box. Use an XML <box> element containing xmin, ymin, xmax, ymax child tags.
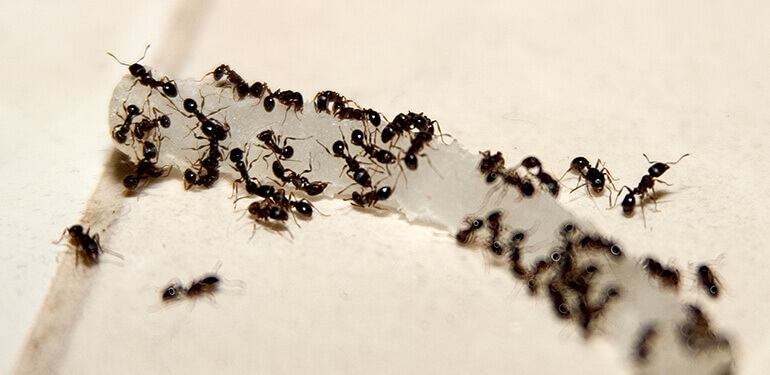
<box><xmin>403</xmin><ymin>131</ymin><xmax>433</xmax><ymax>170</ymax></box>
<box><xmin>696</xmin><ymin>265</ymin><xmax>721</xmax><ymax>298</ymax></box>
<box><xmin>336</xmin><ymin>107</ymin><xmax>382</xmax><ymax>127</ymax></box>
<box><xmin>181</xmin><ymin>98</ymin><xmax>229</xmax><ymax>136</ymax></box>
<box><xmin>264</xmin><ymin>89</ymin><xmax>303</xmax><ymax>113</ymax></box>
<box><xmin>535</xmin><ymin>170</ymin><xmax>560</xmax><ymax>197</ymax></box>
<box><xmin>317</xmin><ymin>137</ymin><xmax>373</xmax><ymax>188</ymax></box>
<box><xmin>123</xmin><ymin>141</ymin><xmax>169</xmax><ymax>190</ymax></box>
<box><xmin>161</xmin><ymin>262</ymin><xmax>236</xmax><ymax>303</ymax></box>
<box><xmin>271</xmin><ymin>159</ymin><xmax>328</xmax><ymax>196</ymax></box>
<box><xmin>209</xmin><ymin>64</ymin><xmax>250</xmax><ymax>99</ymax></box>
<box><xmin>257</xmin><ymin>129</ymin><xmax>295</xmax><ymax>159</ymax></box>
<box><xmin>249</xmin><ymin>81</ymin><xmax>270</xmax><ymax>99</ymax></box>
<box><xmin>112</xmin><ymin>103</ymin><xmax>141</xmax><ymax>144</ymax></box>
<box><xmin>229</xmin><ymin>147</ymin><xmax>260</xmax><ymax>196</ymax></box>
<box><xmin>107</xmin><ymin>46</ymin><xmax>178</xmax><ymax>97</ymax></box>
<box><xmin>616</xmin><ymin>153</ymin><xmax>690</xmax><ymax>224</ymax></box>
<box><xmin>132</xmin><ymin>110</ymin><xmax>171</xmax><ymax>141</ymax></box>
<box><xmin>350</xmin><ymin>129</ymin><xmax>395</xmax><ymax>165</ymax></box>
<box><xmin>56</xmin><ymin>225</ymin><xmax>123</xmax><ymax>265</ymax></box>
<box><xmin>479</xmin><ymin>150</ymin><xmax>505</xmax><ymax>175</ymax></box>
<box><xmin>349</xmin><ymin>186</ymin><xmax>393</xmax><ymax>208</ymax></box>
<box><xmin>562</xmin><ymin>157</ymin><xmax>616</xmax><ymax>196</ymax></box>
<box><xmin>642</xmin><ymin>257</ymin><xmax>680</xmax><ymax>289</ymax></box>
<box><xmin>314</xmin><ymin>90</ymin><xmax>349</xmax><ymax>114</ymax></box>
<box><xmin>248</xmin><ymin>199</ymin><xmax>290</xmax><ymax>224</ymax></box>
<box><xmin>455</xmin><ymin>217</ymin><xmax>484</xmax><ymax>244</ymax></box>
<box><xmin>266</xmin><ymin>188</ymin><xmax>317</xmax><ymax>218</ymax></box>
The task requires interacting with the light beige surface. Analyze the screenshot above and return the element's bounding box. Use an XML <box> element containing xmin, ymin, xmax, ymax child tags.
<box><xmin>2</xmin><ymin>1</ymin><xmax>769</xmax><ymax>374</ymax></box>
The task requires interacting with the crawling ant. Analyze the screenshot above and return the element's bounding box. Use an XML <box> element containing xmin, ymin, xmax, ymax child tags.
<box><xmin>248</xmin><ymin>199</ymin><xmax>290</xmax><ymax>224</ymax></box>
<box><xmin>181</xmin><ymin>98</ymin><xmax>228</xmax><ymax>136</ymax></box>
<box><xmin>161</xmin><ymin>262</ymin><xmax>235</xmax><ymax>303</ymax></box>
<box><xmin>642</xmin><ymin>257</ymin><xmax>681</xmax><ymax>289</ymax></box>
<box><xmin>336</xmin><ymin>107</ymin><xmax>382</xmax><ymax>127</ymax></box>
<box><xmin>455</xmin><ymin>218</ymin><xmax>484</xmax><ymax>244</ymax></box>
<box><xmin>562</xmin><ymin>157</ymin><xmax>616</xmax><ymax>197</ymax></box>
<box><xmin>112</xmin><ymin>103</ymin><xmax>141</xmax><ymax>144</ymax></box>
<box><xmin>264</xmin><ymin>89</ymin><xmax>303</xmax><ymax>114</ymax></box>
<box><xmin>616</xmin><ymin>153</ymin><xmax>690</xmax><ymax>224</ymax></box>
<box><xmin>271</xmin><ymin>159</ymin><xmax>328</xmax><ymax>196</ymax></box>
<box><xmin>257</xmin><ymin>129</ymin><xmax>295</xmax><ymax>159</ymax></box>
<box><xmin>317</xmin><ymin>137</ymin><xmax>374</xmax><ymax>188</ymax></box>
<box><xmin>314</xmin><ymin>90</ymin><xmax>349</xmax><ymax>114</ymax></box>
<box><xmin>56</xmin><ymin>225</ymin><xmax>123</xmax><ymax>265</ymax></box>
<box><xmin>229</xmin><ymin>147</ymin><xmax>261</xmax><ymax>196</ymax></box>
<box><xmin>696</xmin><ymin>265</ymin><xmax>721</xmax><ymax>298</ymax></box>
<box><xmin>123</xmin><ymin>141</ymin><xmax>168</xmax><ymax>190</ymax></box>
<box><xmin>349</xmin><ymin>186</ymin><xmax>393</xmax><ymax>208</ymax></box>
<box><xmin>381</xmin><ymin>112</ymin><xmax>435</xmax><ymax>144</ymax></box>
<box><xmin>107</xmin><ymin>46</ymin><xmax>177</xmax><ymax>97</ymax></box>
<box><xmin>535</xmin><ymin>170</ymin><xmax>560</xmax><ymax>197</ymax></box>
<box><xmin>350</xmin><ymin>129</ymin><xmax>396</xmax><ymax>165</ymax></box>
<box><xmin>209</xmin><ymin>64</ymin><xmax>250</xmax><ymax>99</ymax></box>
<box><xmin>132</xmin><ymin>110</ymin><xmax>171</xmax><ymax>141</ymax></box>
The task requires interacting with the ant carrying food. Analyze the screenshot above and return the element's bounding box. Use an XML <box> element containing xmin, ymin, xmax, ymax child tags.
<box><xmin>107</xmin><ymin>45</ymin><xmax>178</xmax><ymax>98</ymax></box>
<box><xmin>209</xmin><ymin>64</ymin><xmax>250</xmax><ymax>99</ymax></box>
<box><xmin>112</xmin><ymin>103</ymin><xmax>141</xmax><ymax>144</ymax></box>
<box><xmin>56</xmin><ymin>225</ymin><xmax>123</xmax><ymax>265</ymax></box>
<box><xmin>123</xmin><ymin>141</ymin><xmax>169</xmax><ymax>190</ymax></box>
<box><xmin>696</xmin><ymin>264</ymin><xmax>722</xmax><ymax>298</ymax></box>
<box><xmin>313</xmin><ymin>90</ymin><xmax>349</xmax><ymax>114</ymax></box>
<box><xmin>615</xmin><ymin>153</ymin><xmax>690</xmax><ymax>225</ymax></box>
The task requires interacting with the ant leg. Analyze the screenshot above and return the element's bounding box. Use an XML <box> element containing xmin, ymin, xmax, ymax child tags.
<box><xmin>570</xmin><ymin>182</ymin><xmax>588</xmax><ymax>194</ymax></box>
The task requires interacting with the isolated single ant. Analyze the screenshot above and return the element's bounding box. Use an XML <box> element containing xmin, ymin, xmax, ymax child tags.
<box><xmin>257</xmin><ymin>129</ymin><xmax>295</xmax><ymax>159</ymax></box>
<box><xmin>642</xmin><ymin>257</ymin><xmax>680</xmax><ymax>289</ymax></box>
<box><xmin>123</xmin><ymin>141</ymin><xmax>169</xmax><ymax>190</ymax></box>
<box><xmin>562</xmin><ymin>156</ymin><xmax>616</xmax><ymax>197</ymax></box>
<box><xmin>112</xmin><ymin>103</ymin><xmax>141</xmax><ymax>144</ymax></box>
<box><xmin>616</xmin><ymin>153</ymin><xmax>690</xmax><ymax>224</ymax></box>
<box><xmin>56</xmin><ymin>225</ymin><xmax>123</xmax><ymax>265</ymax></box>
<box><xmin>107</xmin><ymin>46</ymin><xmax>178</xmax><ymax>97</ymax></box>
<box><xmin>696</xmin><ymin>265</ymin><xmax>722</xmax><ymax>298</ymax></box>
<box><xmin>349</xmin><ymin>186</ymin><xmax>393</xmax><ymax>208</ymax></box>
<box><xmin>209</xmin><ymin>64</ymin><xmax>250</xmax><ymax>99</ymax></box>
<box><xmin>313</xmin><ymin>90</ymin><xmax>349</xmax><ymax>114</ymax></box>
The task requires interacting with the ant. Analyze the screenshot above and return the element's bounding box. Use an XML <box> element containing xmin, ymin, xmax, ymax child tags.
<box><xmin>403</xmin><ymin>131</ymin><xmax>433</xmax><ymax>170</ymax></box>
<box><xmin>349</xmin><ymin>185</ymin><xmax>393</xmax><ymax>208</ymax></box>
<box><xmin>479</xmin><ymin>150</ymin><xmax>505</xmax><ymax>175</ymax></box>
<box><xmin>257</xmin><ymin>129</ymin><xmax>295</xmax><ymax>159</ymax></box>
<box><xmin>616</xmin><ymin>153</ymin><xmax>690</xmax><ymax>224</ymax></box>
<box><xmin>107</xmin><ymin>45</ymin><xmax>178</xmax><ymax>98</ymax></box>
<box><xmin>314</xmin><ymin>90</ymin><xmax>349</xmax><ymax>114</ymax></box>
<box><xmin>229</xmin><ymin>147</ymin><xmax>261</xmax><ymax>196</ymax></box>
<box><xmin>455</xmin><ymin>217</ymin><xmax>484</xmax><ymax>244</ymax></box>
<box><xmin>249</xmin><ymin>81</ymin><xmax>270</xmax><ymax>99</ymax></box>
<box><xmin>562</xmin><ymin>156</ymin><xmax>616</xmax><ymax>197</ymax></box>
<box><xmin>271</xmin><ymin>159</ymin><xmax>329</xmax><ymax>196</ymax></box>
<box><xmin>181</xmin><ymin>98</ymin><xmax>228</xmax><ymax>135</ymax></box>
<box><xmin>317</xmin><ymin>137</ymin><xmax>374</xmax><ymax>188</ymax></box>
<box><xmin>209</xmin><ymin>64</ymin><xmax>250</xmax><ymax>99</ymax></box>
<box><xmin>161</xmin><ymin>262</ymin><xmax>236</xmax><ymax>303</ymax></box>
<box><xmin>264</xmin><ymin>187</ymin><xmax>317</xmax><ymax>218</ymax></box>
<box><xmin>56</xmin><ymin>225</ymin><xmax>123</xmax><ymax>265</ymax></box>
<box><xmin>336</xmin><ymin>107</ymin><xmax>382</xmax><ymax>127</ymax></box>
<box><xmin>264</xmin><ymin>89</ymin><xmax>303</xmax><ymax>114</ymax></box>
<box><xmin>123</xmin><ymin>141</ymin><xmax>168</xmax><ymax>190</ymax></box>
<box><xmin>696</xmin><ymin>265</ymin><xmax>721</xmax><ymax>298</ymax></box>
<box><xmin>642</xmin><ymin>257</ymin><xmax>681</xmax><ymax>289</ymax></box>
<box><xmin>486</xmin><ymin>211</ymin><xmax>505</xmax><ymax>255</ymax></box>
<box><xmin>350</xmin><ymin>129</ymin><xmax>396</xmax><ymax>165</ymax></box>
<box><xmin>112</xmin><ymin>103</ymin><xmax>141</xmax><ymax>144</ymax></box>
<box><xmin>248</xmin><ymin>199</ymin><xmax>290</xmax><ymax>224</ymax></box>
<box><xmin>132</xmin><ymin>109</ymin><xmax>171</xmax><ymax>141</ymax></box>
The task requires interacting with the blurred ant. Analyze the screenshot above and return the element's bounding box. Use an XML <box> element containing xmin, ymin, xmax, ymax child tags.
<box><xmin>562</xmin><ymin>156</ymin><xmax>616</xmax><ymax>199</ymax></box>
<box><xmin>107</xmin><ymin>45</ymin><xmax>178</xmax><ymax>98</ymax></box>
<box><xmin>55</xmin><ymin>225</ymin><xmax>123</xmax><ymax>266</ymax></box>
<box><xmin>123</xmin><ymin>141</ymin><xmax>169</xmax><ymax>190</ymax></box>
<box><xmin>455</xmin><ymin>217</ymin><xmax>484</xmax><ymax>244</ymax></box>
<box><xmin>313</xmin><ymin>90</ymin><xmax>349</xmax><ymax>114</ymax></box>
<box><xmin>642</xmin><ymin>257</ymin><xmax>681</xmax><ymax>289</ymax></box>
<box><xmin>112</xmin><ymin>103</ymin><xmax>141</xmax><ymax>144</ymax></box>
<box><xmin>634</xmin><ymin>325</ymin><xmax>658</xmax><ymax>363</ymax></box>
<box><xmin>271</xmin><ymin>159</ymin><xmax>329</xmax><ymax>196</ymax></box>
<box><xmin>696</xmin><ymin>264</ymin><xmax>722</xmax><ymax>298</ymax></box>
<box><xmin>479</xmin><ymin>150</ymin><xmax>505</xmax><ymax>175</ymax></box>
<box><xmin>161</xmin><ymin>262</ymin><xmax>241</xmax><ymax>303</ymax></box>
<box><xmin>548</xmin><ymin>281</ymin><xmax>572</xmax><ymax>319</ymax></box>
<box><xmin>486</xmin><ymin>211</ymin><xmax>505</xmax><ymax>255</ymax></box>
<box><xmin>615</xmin><ymin>153</ymin><xmax>690</xmax><ymax>225</ymax></box>
<box><xmin>257</xmin><ymin>129</ymin><xmax>295</xmax><ymax>160</ymax></box>
<box><xmin>348</xmin><ymin>185</ymin><xmax>393</xmax><ymax>208</ymax></box>
<box><xmin>208</xmin><ymin>64</ymin><xmax>250</xmax><ymax>99</ymax></box>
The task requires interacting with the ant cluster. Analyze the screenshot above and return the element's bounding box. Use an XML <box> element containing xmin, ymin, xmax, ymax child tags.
<box><xmin>103</xmin><ymin>53</ymin><xmax>733</xmax><ymax>373</ymax></box>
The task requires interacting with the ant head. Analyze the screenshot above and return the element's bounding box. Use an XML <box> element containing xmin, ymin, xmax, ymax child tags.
<box><xmin>257</xmin><ymin>130</ymin><xmax>273</xmax><ymax>142</ymax></box>
<box><xmin>471</xmin><ymin>219</ymin><xmax>484</xmax><ymax>229</ymax></box>
<box><xmin>183</xmin><ymin>98</ymin><xmax>198</xmax><ymax>113</ymax></box>
<box><xmin>126</xmin><ymin>104</ymin><xmax>141</xmax><ymax>116</ymax></box>
<box><xmin>229</xmin><ymin>148</ymin><xmax>244</xmax><ymax>163</ymax></box>
<box><xmin>381</xmin><ymin>125</ymin><xmax>397</xmax><ymax>143</ymax></box>
<box><xmin>520</xmin><ymin>181</ymin><xmax>535</xmax><ymax>197</ymax></box>
<box><xmin>571</xmin><ymin>156</ymin><xmax>589</xmax><ymax>171</ymax></box>
<box><xmin>648</xmin><ymin>163</ymin><xmax>670</xmax><ymax>178</ymax></box>
<box><xmin>621</xmin><ymin>192</ymin><xmax>636</xmax><ymax>213</ymax></box>
<box><xmin>331</xmin><ymin>140</ymin><xmax>346</xmax><ymax>157</ymax></box>
<box><xmin>184</xmin><ymin>169</ymin><xmax>197</xmax><ymax>184</ymax></box>
<box><xmin>247</xmin><ymin>201</ymin><xmax>261</xmax><ymax>215</ymax></box>
<box><xmin>68</xmin><ymin>225</ymin><xmax>84</xmax><ymax>236</ymax></box>
<box><xmin>314</xmin><ymin>92</ymin><xmax>328</xmax><ymax>112</ymax></box>
<box><xmin>250</xmin><ymin>82</ymin><xmax>266</xmax><ymax>98</ymax></box>
<box><xmin>511</xmin><ymin>231</ymin><xmax>525</xmax><ymax>244</ymax></box>
<box><xmin>213</xmin><ymin>64</ymin><xmax>228</xmax><ymax>81</ymax></box>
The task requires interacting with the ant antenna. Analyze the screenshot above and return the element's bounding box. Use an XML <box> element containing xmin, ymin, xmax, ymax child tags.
<box><xmin>643</xmin><ymin>153</ymin><xmax>690</xmax><ymax>165</ymax></box>
<box><xmin>106</xmin><ymin>44</ymin><xmax>150</xmax><ymax>66</ymax></box>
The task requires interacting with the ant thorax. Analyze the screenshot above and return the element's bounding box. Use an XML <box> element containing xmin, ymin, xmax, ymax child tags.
<box><xmin>107</xmin><ymin>68</ymin><xmax>733</xmax><ymax>374</ymax></box>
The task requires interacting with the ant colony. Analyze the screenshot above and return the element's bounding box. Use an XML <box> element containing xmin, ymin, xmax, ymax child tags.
<box><xmin>105</xmin><ymin>58</ymin><xmax>733</xmax><ymax>374</ymax></box>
